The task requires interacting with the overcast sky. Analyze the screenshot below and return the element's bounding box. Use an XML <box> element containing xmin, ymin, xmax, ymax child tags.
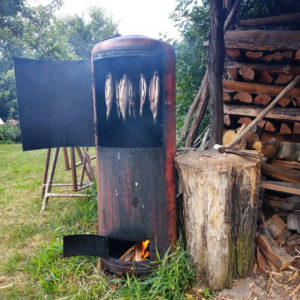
<box><xmin>28</xmin><ymin>0</ymin><xmax>180</xmax><ymax>40</ymax></box>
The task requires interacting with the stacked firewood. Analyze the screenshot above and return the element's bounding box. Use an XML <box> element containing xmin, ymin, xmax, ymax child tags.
<box><xmin>223</xmin><ymin>14</ymin><xmax>300</xmax><ymax>140</ymax></box>
<box><xmin>222</xmin><ymin>14</ymin><xmax>300</xmax><ymax>292</ymax></box>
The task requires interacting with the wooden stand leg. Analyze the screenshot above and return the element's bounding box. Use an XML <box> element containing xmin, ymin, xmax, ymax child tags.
<box><xmin>41</xmin><ymin>148</ymin><xmax>51</xmax><ymax>197</ymax></box>
<box><xmin>41</xmin><ymin>148</ymin><xmax>59</xmax><ymax>212</ymax></box>
<box><xmin>84</xmin><ymin>147</ymin><xmax>96</xmax><ymax>180</ymax></box>
<box><xmin>76</xmin><ymin>147</ymin><xmax>93</xmax><ymax>181</ymax></box>
<box><xmin>63</xmin><ymin>147</ymin><xmax>70</xmax><ymax>170</ymax></box>
<box><xmin>70</xmin><ymin>147</ymin><xmax>77</xmax><ymax>192</ymax></box>
<box><xmin>79</xmin><ymin>157</ymin><xmax>87</xmax><ymax>188</ymax></box>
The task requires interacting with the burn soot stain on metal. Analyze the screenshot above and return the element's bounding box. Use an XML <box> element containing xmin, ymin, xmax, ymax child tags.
<box><xmin>132</xmin><ymin>197</ymin><xmax>139</xmax><ymax>208</ymax></box>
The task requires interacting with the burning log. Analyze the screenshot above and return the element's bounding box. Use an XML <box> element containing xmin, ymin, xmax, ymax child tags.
<box><xmin>119</xmin><ymin>240</ymin><xmax>150</xmax><ymax>262</ymax></box>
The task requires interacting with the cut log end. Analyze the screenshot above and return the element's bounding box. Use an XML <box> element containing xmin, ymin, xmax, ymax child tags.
<box><xmin>238</xmin><ymin>66</ymin><xmax>255</xmax><ymax>81</ymax></box>
<box><xmin>254</xmin><ymin>94</ymin><xmax>272</xmax><ymax>106</ymax></box>
<box><xmin>234</xmin><ymin>92</ymin><xmax>253</xmax><ymax>103</ymax></box>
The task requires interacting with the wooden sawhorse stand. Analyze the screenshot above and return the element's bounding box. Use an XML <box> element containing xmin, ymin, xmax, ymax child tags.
<box><xmin>41</xmin><ymin>147</ymin><xmax>96</xmax><ymax>212</ymax></box>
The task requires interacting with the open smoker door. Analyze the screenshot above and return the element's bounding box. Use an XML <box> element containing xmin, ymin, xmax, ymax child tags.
<box><xmin>14</xmin><ymin>58</ymin><xmax>95</xmax><ymax>151</ymax></box>
<box><xmin>63</xmin><ymin>235</ymin><xmax>108</xmax><ymax>258</ymax></box>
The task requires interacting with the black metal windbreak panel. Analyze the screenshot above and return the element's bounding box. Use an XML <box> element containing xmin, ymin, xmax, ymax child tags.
<box><xmin>14</xmin><ymin>58</ymin><xmax>95</xmax><ymax>151</ymax></box>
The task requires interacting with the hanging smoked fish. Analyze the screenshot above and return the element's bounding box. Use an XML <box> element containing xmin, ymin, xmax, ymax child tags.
<box><xmin>139</xmin><ymin>74</ymin><xmax>147</xmax><ymax>117</ymax></box>
<box><xmin>128</xmin><ymin>80</ymin><xmax>136</xmax><ymax>118</ymax></box>
<box><xmin>149</xmin><ymin>71</ymin><xmax>160</xmax><ymax>122</ymax></box>
<box><xmin>105</xmin><ymin>73</ymin><xmax>114</xmax><ymax>120</ymax></box>
<box><xmin>115</xmin><ymin>79</ymin><xmax>121</xmax><ymax>119</ymax></box>
<box><xmin>119</xmin><ymin>74</ymin><xmax>130</xmax><ymax>121</ymax></box>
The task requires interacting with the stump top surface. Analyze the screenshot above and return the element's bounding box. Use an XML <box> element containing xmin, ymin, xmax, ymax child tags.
<box><xmin>175</xmin><ymin>150</ymin><xmax>260</xmax><ymax>171</ymax></box>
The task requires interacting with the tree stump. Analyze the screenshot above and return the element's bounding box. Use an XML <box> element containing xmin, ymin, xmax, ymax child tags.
<box><xmin>175</xmin><ymin>150</ymin><xmax>261</xmax><ymax>290</ymax></box>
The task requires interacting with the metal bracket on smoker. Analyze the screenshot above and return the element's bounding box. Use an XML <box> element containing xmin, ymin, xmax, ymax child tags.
<box><xmin>63</xmin><ymin>234</ymin><xmax>108</xmax><ymax>258</ymax></box>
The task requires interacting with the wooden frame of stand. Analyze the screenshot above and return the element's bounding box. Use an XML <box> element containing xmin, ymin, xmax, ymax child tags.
<box><xmin>41</xmin><ymin>147</ymin><xmax>96</xmax><ymax>212</ymax></box>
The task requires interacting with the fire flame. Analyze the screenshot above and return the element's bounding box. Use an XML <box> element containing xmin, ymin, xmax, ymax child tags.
<box><xmin>119</xmin><ymin>240</ymin><xmax>150</xmax><ymax>261</ymax></box>
<box><xmin>141</xmin><ymin>240</ymin><xmax>150</xmax><ymax>260</ymax></box>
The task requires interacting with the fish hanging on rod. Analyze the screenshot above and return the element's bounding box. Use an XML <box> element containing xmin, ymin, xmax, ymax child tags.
<box><xmin>128</xmin><ymin>80</ymin><xmax>136</xmax><ymax>118</ymax></box>
<box><xmin>119</xmin><ymin>74</ymin><xmax>130</xmax><ymax>121</ymax></box>
<box><xmin>115</xmin><ymin>79</ymin><xmax>121</xmax><ymax>119</ymax></box>
<box><xmin>139</xmin><ymin>74</ymin><xmax>147</xmax><ymax>117</ymax></box>
<box><xmin>149</xmin><ymin>71</ymin><xmax>160</xmax><ymax>122</ymax></box>
<box><xmin>105</xmin><ymin>73</ymin><xmax>114</xmax><ymax>120</ymax></box>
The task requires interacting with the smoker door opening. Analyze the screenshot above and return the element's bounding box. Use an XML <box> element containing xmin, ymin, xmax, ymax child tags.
<box><xmin>108</xmin><ymin>238</ymin><xmax>151</xmax><ymax>262</ymax></box>
<box><xmin>94</xmin><ymin>55</ymin><xmax>163</xmax><ymax>148</ymax></box>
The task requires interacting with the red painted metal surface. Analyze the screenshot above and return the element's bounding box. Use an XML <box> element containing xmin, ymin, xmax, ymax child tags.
<box><xmin>91</xmin><ymin>36</ymin><xmax>176</xmax><ymax>274</ymax></box>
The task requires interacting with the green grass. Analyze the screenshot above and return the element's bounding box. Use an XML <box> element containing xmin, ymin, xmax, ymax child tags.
<box><xmin>0</xmin><ymin>144</ymin><xmax>196</xmax><ymax>299</ymax></box>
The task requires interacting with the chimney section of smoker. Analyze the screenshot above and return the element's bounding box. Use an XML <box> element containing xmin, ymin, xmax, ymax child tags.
<box><xmin>91</xmin><ymin>36</ymin><xmax>176</xmax><ymax>275</ymax></box>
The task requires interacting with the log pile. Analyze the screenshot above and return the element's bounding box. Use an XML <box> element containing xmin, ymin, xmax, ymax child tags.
<box><xmin>223</xmin><ymin>15</ymin><xmax>300</xmax><ymax>294</ymax></box>
<box><xmin>223</xmin><ymin>17</ymin><xmax>300</xmax><ymax>142</ymax></box>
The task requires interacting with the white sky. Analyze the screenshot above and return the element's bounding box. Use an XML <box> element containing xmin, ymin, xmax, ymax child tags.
<box><xmin>28</xmin><ymin>0</ymin><xmax>180</xmax><ymax>40</ymax></box>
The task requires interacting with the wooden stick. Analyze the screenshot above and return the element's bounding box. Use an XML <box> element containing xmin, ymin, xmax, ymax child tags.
<box><xmin>62</xmin><ymin>147</ymin><xmax>70</xmax><ymax>170</ymax></box>
<box><xmin>239</xmin><ymin>13</ymin><xmax>300</xmax><ymax>27</ymax></box>
<box><xmin>70</xmin><ymin>147</ymin><xmax>77</xmax><ymax>192</ymax></box>
<box><xmin>261</xmin><ymin>180</ymin><xmax>300</xmax><ymax>195</ymax></box>
<box><xmin>223</xmin><ymin>79</ymin><xmax>300</xmax><ymax>97</ymax></box>
<box><xmin>41</xmin><ymin>148</ymin><xmax>59</xmax><ymax>212</ymax></box>
<box><xmin>83</xmin><ymin>147</ymin><xmax>96</xmax><ymax>180</ymax></box>
<box><xmin>224</xmin><ymin>104</ymin><xmax>300</xmax><ymax>121</ymax></box>
<box><xmin>228</xmin><ymin>75</ymin><xmax>300</xmax><ymax>147</ymax></box>
<box><xmin>225</xmin><ymin>61</ymin><xmax>300</xmax><ymax>75</ymax></box>
<box><xmin>41</xmin><ymin>148</ymin><xmax>51</xmax><ymax>198</ymax></box>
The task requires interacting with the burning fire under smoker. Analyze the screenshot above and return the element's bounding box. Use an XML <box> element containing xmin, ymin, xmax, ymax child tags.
<box><xmin>14</xmin><ymin>36</ymin><xmax>176</xmax><ymax>275</ymax></box>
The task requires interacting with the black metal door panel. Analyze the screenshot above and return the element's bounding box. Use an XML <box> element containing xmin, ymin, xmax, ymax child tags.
<box><xmin>14</xmin><ymin>58</ymin><xmax>95</xmax><ymax>150</ymax></box>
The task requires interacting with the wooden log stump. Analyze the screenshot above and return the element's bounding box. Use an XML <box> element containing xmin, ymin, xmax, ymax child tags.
<box><xmin>175</xmin><ymin>151</ymin><xmax>261</xmax><ymax>290</ymax></box>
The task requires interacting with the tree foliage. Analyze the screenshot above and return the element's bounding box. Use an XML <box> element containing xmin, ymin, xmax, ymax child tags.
<box><xmin>0</xmin><ymin>1</ymin><xmax>118</xmax><ymax>122</ymax></box>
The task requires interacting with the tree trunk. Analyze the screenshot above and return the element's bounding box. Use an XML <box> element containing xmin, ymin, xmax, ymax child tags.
<box><xmin>207</xmin><ymin>0</ymin><xmax>225</xmax><ymax>148</ymax></box>
<box><xmin>175</xmin><ymin>150</ymin><xmax>261</xmax><ymax>290</ymax></box>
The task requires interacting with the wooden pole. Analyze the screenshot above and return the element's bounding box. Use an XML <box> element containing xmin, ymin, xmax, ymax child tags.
<box><xmin>207</xmin><ymin>0</ymin><xmax>225</xmax><ymax>148</ymax></box>
<box><xmin>70</xmin><ymin>147</ymin><xmax>77</xmax><ymax>192</ymax></box>
<box><xmin>41</xmin><ymin>148</ymin><xmax>59</xmax><ymax>212</ymax></box>
<box><xmin>41</xmin><ymin>148</ymin><xmax>51</xmax><ymax>197</ymax></box>
<box><xmin>62</xmin><ymin>147</ymin><xmax>70</xmax><ymax>170</ymax></box>
<box><xmin>228</xmin><ymin>75</ymin><xmax>300</xmax><ymax>148</ymax></box>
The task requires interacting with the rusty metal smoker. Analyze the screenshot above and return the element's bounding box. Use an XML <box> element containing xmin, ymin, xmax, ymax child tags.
<box><xmin>14</xmin><ymin>35</ymin><xmax>176</xmax><ymax>275</ymax></box>
<box><xmin>91</xmin><ymin>36</ymin><xmax>176</xmax><ymax>274</ymax></box>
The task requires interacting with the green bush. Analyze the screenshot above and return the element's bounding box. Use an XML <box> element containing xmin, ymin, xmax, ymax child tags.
<box><xmin>0</xmin><ymin>124</ymin><xmax>21</xmax><ymax>144</ymax></box>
